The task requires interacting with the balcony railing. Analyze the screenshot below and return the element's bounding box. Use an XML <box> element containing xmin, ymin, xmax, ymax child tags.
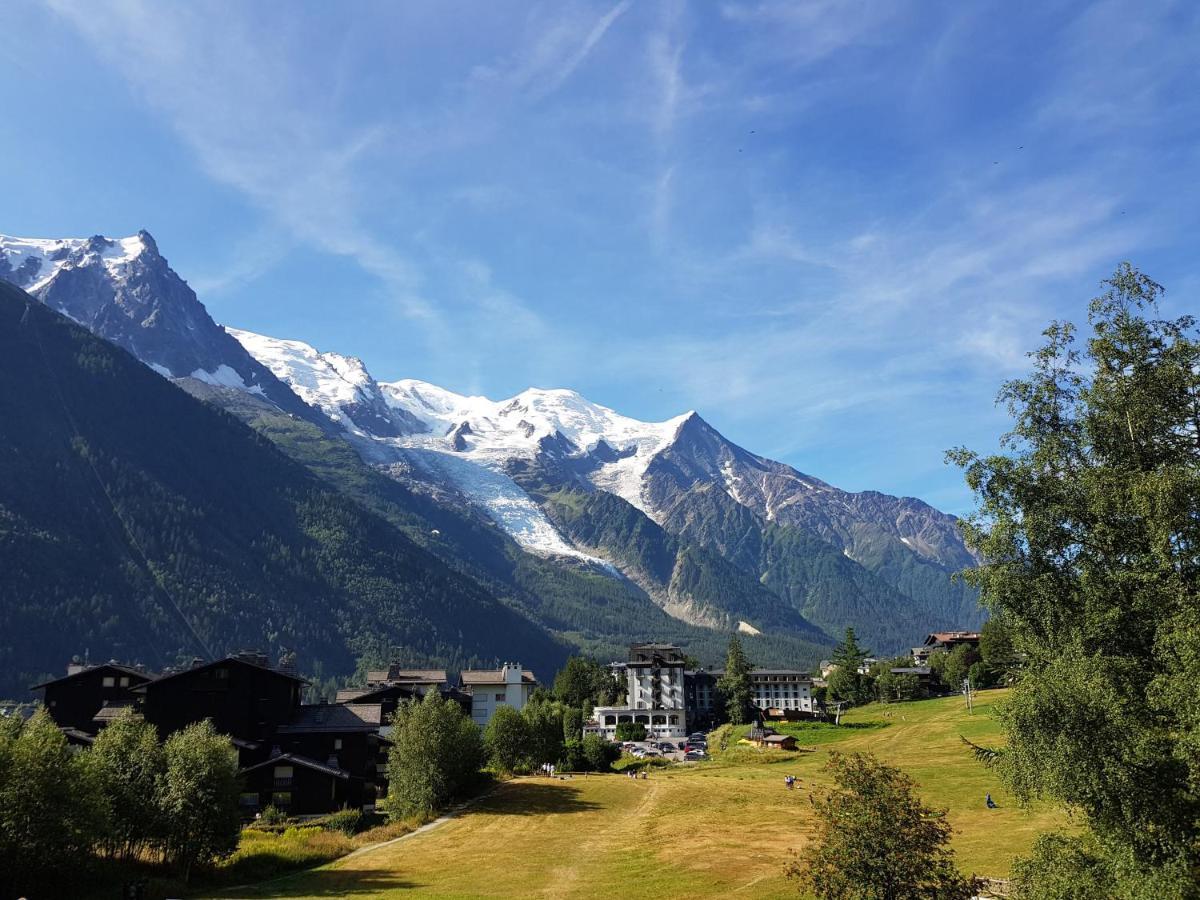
<box><xmin>273</xmin><ymin>777</ymin><xmax>294</xmax><ymax>788</ymax></box>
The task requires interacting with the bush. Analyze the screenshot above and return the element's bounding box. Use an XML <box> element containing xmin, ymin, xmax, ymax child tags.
<box><xmin>614</xmin><ymin>722</ymin><xmax>646</xmax><ymax>742</ymax></box>
<box><xmin>581</xmin><ymin>734</ymin><xmax>618</xmax><ymax>772</ymax></box>
<box><xmin>258</xmin><ymin>804</ymin><xmax>287</xmax><ymax>826</ymax></box>
<box><xmin>324</xmin><ymin>808</ymin><xmax>363</xmax><ymax>837</ymax></box>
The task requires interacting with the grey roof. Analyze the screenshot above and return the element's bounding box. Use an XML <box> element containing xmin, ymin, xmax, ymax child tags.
<box><xmin>890</xmin><ymin>667</ymin><xmax>932</xmax><ymax>676</ymax></box>
<box><xmin>336</xmin><ymin>684</ymin><xmax>417</xmax><ymax>705</ymax></box>
<box><xmin>460</xmin><ymin>669</ymin><xmax>537</xmax><ymax>685</ymax></box>
<box><xmin>92</xmin><ymin>704</ymin><xmax>136</xmax><ymax>723</ymax></box>
<box><xmin>239</xmin><ymin>753</ymin><xmax>349</xmax><ymax>780</ymax></box>
<box><xmin>277</xmin><ymin>704</ymin><xmax>381</xmax><ymax>734</ymax></box>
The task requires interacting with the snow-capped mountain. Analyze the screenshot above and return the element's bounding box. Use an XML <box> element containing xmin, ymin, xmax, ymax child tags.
<box><xmin>0</xmin><ymin>232</ymin><xmax>317</xmax><ymax>423</ymax></box>
<box><xmin>4</xmin><ymin>230</ymin><xmax>982</xmax><ymax>649</ymax></box>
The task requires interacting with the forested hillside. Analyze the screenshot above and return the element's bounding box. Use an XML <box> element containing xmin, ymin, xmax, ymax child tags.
<box><xmin>0</xmin><ymin>281</ymin><xmax>569</xmax><ymax>697</ymax></box>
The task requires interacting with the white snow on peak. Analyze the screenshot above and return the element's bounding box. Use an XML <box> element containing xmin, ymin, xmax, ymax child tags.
<box><xmin>0</xmin><ymin>234</ymin><xmax>148</xmax><ymax>292</ymax></box>
<box><xmin>381</xmin><ymin>379</ymin><xmax>693</xmax><ymax>513</ymax></box>
<box><xmin>227</xmin><ymin>328</ymin><xmax>381</xmax><ymax>435</ymax></box>
<box><xmin>228</xmin><ymin>327</ymin><xmax>691</xmax><ymax>559</ymax></box>
<box><xmin>187</xmin><ymin>363</ymin><xmax>264</xmax><ymax>396</ymax></box>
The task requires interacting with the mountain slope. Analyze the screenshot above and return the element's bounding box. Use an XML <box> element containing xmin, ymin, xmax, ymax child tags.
<box><xmin>0</xmin><ymin>232</ymin><xmax>319</xmax><ymax>424</ymax></box>
<box><xmin>0</xmin><ymin>279</ymin><xmax>571</xmax><ymax>697</ymax></box>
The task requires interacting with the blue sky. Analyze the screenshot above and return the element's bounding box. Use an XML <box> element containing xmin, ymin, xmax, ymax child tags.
<box><xmin>3</xmin><ymin>1</ymin><xmax>1198</xmax><ymax>513</ymax></box>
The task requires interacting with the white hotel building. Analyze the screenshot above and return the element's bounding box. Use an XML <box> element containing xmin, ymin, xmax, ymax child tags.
<box><xmin>587</xmin><ymin>644</ymin><xmax>688</xmax><ymax>740</ymax></box>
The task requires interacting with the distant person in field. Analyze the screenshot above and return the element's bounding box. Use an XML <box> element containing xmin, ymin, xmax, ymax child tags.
<box><xmin>986</xmin><ymin>792</ymin><xmax>998</xmax><ymax>809</ymax></box>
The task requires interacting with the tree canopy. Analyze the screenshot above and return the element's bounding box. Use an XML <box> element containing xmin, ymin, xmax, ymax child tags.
<box><xmin>717</xmin><ymin>634</ymin><xmax>754</xmax><ymax>725</ymax></box>
<box><xmin>787</xmin><ymin>751</ymin><xmax>976</xmax><ymax>900</ymax></box>
<box><xmin>949</xmin><ymin>264</ymin><xmax>1200</xmax><ymax>894</ymax></box>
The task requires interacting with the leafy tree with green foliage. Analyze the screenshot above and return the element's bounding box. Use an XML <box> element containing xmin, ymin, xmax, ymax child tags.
<box><xmin>0</xmin><ymin>709</ymin><xmax>105</xmax><ymax>896</ymax></box>
<box><xmin>89</xmin><ymin>709</ymin><xmax>165</xmax><ymax>860</ymax></box>
<box><xmin>717</xmin><ymin>634</ymin><xmax>754</xmax><ymax>724</ymax></box>
<box><xmin>978</xmin><ymin>616</ymin><xmax>1020</xmax><ymax>684</ymax></box>
<box><xmin>523</xmin><ymin>697</ymin><xmax>568</xmax><ymax>767</ymax></box>
<box><xmin>786</xmin><ymin>752</ymin><xmax>977</xmax><ymax>900</ymax></box>
<box><xmin>581</xmin><ymin>733</ymin><xmax>619</xmax><ymax>771</ymax></box>
<box><xmin>158</xmin><ymin>720</ymin><xmax>241</xmax><ymax>881</ymax></box>
<box><xmin>949</xmin><ymin>265</ymin><xmax>1200</xmax><ymax>895</ymax></box>
<box><xmin>827</xmin><ymin>627</ymin><xmax>874</xmax><ymax>706</ymax></box>
<box><xmin>939</xmin><ymin>643</ymin><xmax>980</xmax><ymax>692</ymax></box>
<box><xmin>552</xmin><ymin>656</ymin><xmax>614</xmax><ymax>712</ymax></box>
<box><xmin>614</xmin><ymin>721</ymin><xmax>647</xmax><ymax>742</ymax></box>
<box><xmin>485</xmin><ymin>704</ymin><xmax>530</xmax><ymax>774</ymax></box>
<box><xmin>387</xmin><ymin>690</ymin><xmax>484</xmax><ymax>819</ymax></box>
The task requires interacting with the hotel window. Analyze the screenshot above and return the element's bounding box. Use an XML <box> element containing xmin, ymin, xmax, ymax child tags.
<box><xmin>495</xmin><ymin>693</ymin><xmax>506</xmax><ymax>702</ymax></box>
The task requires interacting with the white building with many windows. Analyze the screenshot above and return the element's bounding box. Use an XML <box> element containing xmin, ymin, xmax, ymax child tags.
<box><xmin>460</xmin><ymin>664</ymin><xmax>537</xmax><ymax>728</ymax></box>
<box><xmin>587</xmin><ymin>644</ymin><xmax>688</xmax><ymax>740</ymax></box>
<box><xmin>747</xmin><ymin>670</ymin><xmax>814</xmax><ymax>714</ymax></box>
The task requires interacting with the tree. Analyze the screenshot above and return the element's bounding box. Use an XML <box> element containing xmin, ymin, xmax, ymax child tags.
<box><xmin>940</xmin><ymin>644</ymin><xmax>979</xmax><ymax>692</ymax></box>
<box><xmin>89</xmin><ymin>709</ymin><xmax>165</xmax><ymax>860</ymax></box>
<box><xmin>581</xmin><ymin>733</ymin><xmax>618</xmax><ymax>772</ymax></box>
<box><xmin>948</xmin><ymin>265</ymin><xmax>1200</xmax><ymax>892</ymax></box>
<box><xmin>717</xmin><ymin>634</ymin><xmax>754</xmax><ymax>724</ymax></box>
<box><xmin>523</xmin><ymin>698</ymin><xmax>567</xmax><ymax>768</ymax></box>
<box><xmin>786</xmin><ymin>752</ymin><xmax>976</xmax><ymax>900</ymax></box>
<box><xmin>828</xmin><ymin>628</ymin><xmax>873</xmax><ymax>706</ymax></box>
<box><xmin>387</xmin><ymin>690</ymin><xmax>484</xmax><ymax>819</ymax></box>
<box><xmin>158</xmin><ymin>720</ymin><xmax>241</xmax><ymax>881</ymax></box>
<box><xmin>485</xmin><ymin>705</ymin><xmax>530</xmax><ymax>774</ymax></box>
<box><xmin>552</xmin><ymin>656</ymin><xmax>612</xmax><ymax>712</ymax></box>
<box><xmin>978</xmin><ymin>616</ymin><xmax>1020</xmax><ymax>684</ymax></box>
<box><xmin>614</xmin><ymin>721</ymin><xmax>647</xmax><ymax>742</ymax></box>
<box><xmin>0</xmin><ymin>709</ymin><xmax>105</xmax><ymax>896</ymax></box>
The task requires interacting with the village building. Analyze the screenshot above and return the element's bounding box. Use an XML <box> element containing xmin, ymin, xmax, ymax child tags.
<box><xmin>460</xmin><ymin>663</ymin><xmax>537</xmax><ymax>727</ymax></box>
<box><xmin>31</xmin><ymin>661</ymin><xmax>155</xmax><ymax>736</ymax></box>
<box><xmin>588</xmin><ymin>644</ymin><xmax>688</xmax><ymax>740</ymax></box>
<box><xmin>747</xmin><ymin>670</ymin><xmax>816</xmax><ymax>717</ymax></box>
<box><xmin>912</xmin><ymin>631</ymin><xmax>982</xmax><ymax>665</ymax></box>
<box><xmin>363</xmin><ymin>666</ymin><xmax>448</xmax><ymax>695</ymax></box>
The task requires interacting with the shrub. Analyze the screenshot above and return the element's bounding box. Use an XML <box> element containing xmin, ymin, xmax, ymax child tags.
<box><xmin>324</xmin><ymin>808</ymin><xmax>363</xmax><ymax>837</ymax></box>
<box><xmin>614</xmin><ymin>721</ymin><xmax>646</xmax><ymax>742</ymax></box>
<box><xmin>258</xmin><ymin>804</ymin><xmax>287</xmax><ymax>826</ymax></box>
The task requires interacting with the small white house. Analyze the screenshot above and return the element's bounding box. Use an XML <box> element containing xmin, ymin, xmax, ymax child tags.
<box><xmin>460</xmin><ymin>664</ymin><xmax>537</xmax><ymax>728</ymax></box>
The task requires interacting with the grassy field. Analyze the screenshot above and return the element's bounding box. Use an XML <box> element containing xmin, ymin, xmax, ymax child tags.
<box><xmin>210</xmin><ymin>690</ymin><xmax>1068</xmax><ymax>899</ymax></box>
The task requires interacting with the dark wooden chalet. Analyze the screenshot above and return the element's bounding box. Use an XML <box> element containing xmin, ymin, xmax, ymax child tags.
<box><xmin>32</xmin><ymin>662</ymin><xmax>155</xmax><ymax>735</ymax></box>
<box><xmin>136</xmin><ymin>653</ymin><xmax>306</xmax><ymax>765</ymax></box>
<box><xmin>239</xmin><ymin>752</ymin><xmax>359</xmax><ymax>817</ymax></box>
<box><xmin>273</xmin><ymin>703</ymin><xmax>387</xmax><ymax>812</ymax></box>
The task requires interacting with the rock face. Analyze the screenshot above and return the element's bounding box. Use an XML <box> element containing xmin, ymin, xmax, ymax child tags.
<box><xmin>0</xmin><ymin>232</ymin><xmax>319</xmax><ymax>424</ymax></box>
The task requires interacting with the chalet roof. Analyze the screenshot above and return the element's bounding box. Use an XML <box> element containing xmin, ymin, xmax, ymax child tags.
<box><xmin>31</xmin><ymin>662</ymin><xmax>156</xmax><ymax>691</ymax></box>
<box><xmin>277</xmin><ymin>704</ymin><xmax>381</xmax><ymax>734</ymax></box>
<box><xmin>460</xmin><ymin>669</ymin><xmax>537</xmax><ymax>686</ymax></box>
<box><xmin>923</xmin><ymin>631</ymin><xmax>982</xmax><ymax>646</ymax></box>
<box><xmin>335</xmin><ymin>684</ymin><xmax>417</xmax><ymax>705</ymax></box>
<box><xmin>92</xmin><ymin>704</ymin><xmax>137</xmax><ymax>723</ymax></box>
<box><xmin>890</xmin><ymin>667</ymin><xmax>932</xmax><ymax>676</ymax></box>
<box><xmin>365</xmin><ymin>667</ymin><xmax>447</xmax><ymax>685</ymax></box>
<box><xmin>763</xmin><ymin>734</ymin><xmax>794</xmax><ymax>744</ymax></box>
<box><xmin>60</xmin><ymin>727</ymin><xmax>95</xmax><ymax>746</ymax></box>
<box><xmin>132</xmin><ymin>655</ymin><xmax>308</xmax><ymax>692</ymax></box>
<box><xmin>703</xmin><ymin>670</ymin><xmax>813</xmax><ymax>680</ymax></box>
<box><xmin>240</xmin><ymin>753</ymin><xmax>349</xmax><ymax>780</ymax></box>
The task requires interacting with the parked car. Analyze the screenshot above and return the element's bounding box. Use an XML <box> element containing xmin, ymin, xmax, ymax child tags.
<box><xmin>642</xmin><ymin>749</ymin><xmax>662</xmax><ymax>758</ymax></box>
<box><xmin>684</xmin><ymin>750</ymin><xmax>706</xmax><ymax>761</ymax></box>
<box><xmin>688</xmin><ymin>732</ymin><xmax>708</xmax><ymax>743</ymax></box>
<box><xmin>658</xmin><ymin>741</ymin><xmax>676</xmax><ymax>751</ymax></box>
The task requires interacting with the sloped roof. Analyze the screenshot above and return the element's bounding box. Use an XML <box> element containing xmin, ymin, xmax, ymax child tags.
<box><xmin>92</xmin><ymin>704</ymin><xmax>137</xmax><ymax>723</ymax></box>
<box><xmin>31</xmin><ymin>662</ymin><xmax>155</xmax><ymax>690</ymax></box>
<box><xmin>335</xmin><ymin>684</ymin><xmax>417</xmax><ymax>705</ymax></box>
<box><xmin>132</xmin><ymin>655</ymin><xmax>308</xmax><ymax>691</ymax></box>
<box><xmin>460</xmin><ymin>669</ymin><xmax>537</xmax><ymax>685</ymax></box>
<box><xmin>924</xmin><ymin>631</ymin><xmax>981</xmax><ymax>645</ymax></box>
<box><xmin>366</xmin><ymin>667</ymin><xmax>447</xmax><ymax>685</ymax></box>
<box><xmin>277</xmin><ymin>704</ymin><xmax>381</xmax><ymax>734</ymax></box>
<box><xmin>239</xmin><ymin>753</ymin><xmax>349</xmax><ymax>780</ymax></box>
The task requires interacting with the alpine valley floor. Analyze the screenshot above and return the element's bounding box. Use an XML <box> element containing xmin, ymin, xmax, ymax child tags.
<box><xmin>213</xmin><ymin>690</ymin><xmax>1068</xmax><ymax>900</ymax></box>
